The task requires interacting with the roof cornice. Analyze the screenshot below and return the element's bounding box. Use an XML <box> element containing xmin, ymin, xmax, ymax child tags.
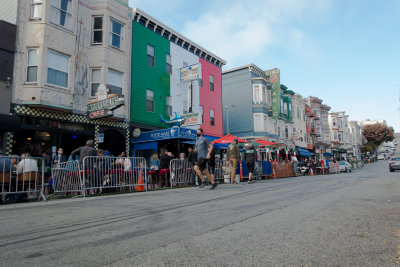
<box><xmin>133</xmin><ymin>8</ymin><xmax>227</xmax><ymax>67</ymax></box>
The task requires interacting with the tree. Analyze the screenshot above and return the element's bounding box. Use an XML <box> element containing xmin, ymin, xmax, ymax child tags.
<box><xmin>363</xmin><ymin>124</ymin><xmax>394</xmax><ymax>147</ymax></box>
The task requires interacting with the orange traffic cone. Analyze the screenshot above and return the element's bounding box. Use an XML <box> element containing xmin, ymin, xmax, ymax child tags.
<box><xmin>322</xmin><ymin>166</ymin><xmax>325</xmax><ymax>175</ymax></box>
<box><xmin>272</xmin><ymin>168</ymin><xmax>277</xmax><ymax>179</ymax></box>
<box><xmin>310</xmin><ymin>168</ymin><xmax>314</xmax><ymax>176</ymax></box>
<box><xmin>136</xmin><ymin>170</ymin><xmax>145</xmax><ymax>192</ymax></box>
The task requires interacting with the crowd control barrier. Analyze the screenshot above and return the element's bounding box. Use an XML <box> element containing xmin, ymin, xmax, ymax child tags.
<box><xmin>0</xmin><ymin>156</ymin><xmax>46</xmax><ymax>201</ymax></box>
<box><xmin>82</xmin><ymin>156</ymin><xmax>147</xmax><ymax>196</ymax></box>
<box><xmin>51</xmin><ymin>160</ymin><xmax>83</xmax><ymax>196</ymax></box>
<box><xmin>170</xmin><ymin>159</ymin><xmax>193</xmax><ymax>187</ymax></box>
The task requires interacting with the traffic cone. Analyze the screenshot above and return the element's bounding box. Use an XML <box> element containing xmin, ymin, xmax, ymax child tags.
<box><xmin>322</xmin><ymin>166</ymin><xmax>325</xmax><ymax>175</ymax></box>
<box><xmin>310</xmin><ymin>168</ymin><xmax>314</xmax><ymax>176</ymax></box>
<box><xmin>136</xmin><ymin>170</ymin><xmax>145</xmax><ymax>192</ymax></box>
<box><xmin>272</xmin><ymin>168</ymin><xmax>277</xmax><ymax>179</ymax></box>
<box><xmin>240</xmin><ymin>161</ymin><xmax>243</xmax><ymax>182</ymax></box>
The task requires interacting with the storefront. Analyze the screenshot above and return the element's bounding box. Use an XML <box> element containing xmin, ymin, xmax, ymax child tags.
<box><xmin>7</xmin><ymin>104</ymin><xmax>130</xmax><ymax>157</ymax></box>
<box><xmin>131</xmin><ymin>127</ymin><xmax>197</xmax><ymax>162</ymax></box>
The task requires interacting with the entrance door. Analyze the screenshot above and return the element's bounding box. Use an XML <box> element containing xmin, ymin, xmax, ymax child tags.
<box><xmin>99</xmin><ymin>129</ymin><xmax>125</xmax><ymax>156</ymax></box>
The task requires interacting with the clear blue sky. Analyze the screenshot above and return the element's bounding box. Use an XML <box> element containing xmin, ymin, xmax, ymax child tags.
<box><xmin>129</xmin><ymin>0</ymin><xmax>400</xmax><ymax>131</ymax></box>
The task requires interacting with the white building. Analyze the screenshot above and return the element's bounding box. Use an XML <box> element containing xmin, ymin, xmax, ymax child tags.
<box><xmin>291</xmin><ymin>94</ymin><xmax>307</xmax><ymax>149</ymax></box>
<box><xmin>348</xmin><ymin>120</ymin><xmax>363</xmax><ymax>160</ymax></box>
<box><xmin>5</xmin><ymin>0</ymin><xmax>133</xmax><ymax>156</ymax></box>
<box><xmin>328</xmin><ymin>111</ymin><xmax>351</xmax><ymax>160</ymax></box>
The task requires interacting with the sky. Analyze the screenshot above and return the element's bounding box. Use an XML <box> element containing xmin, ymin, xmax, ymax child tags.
<box><xmin>129</xmin><ymin>0</ymin><xmax>400</xmax><ymax>131</ymax></box>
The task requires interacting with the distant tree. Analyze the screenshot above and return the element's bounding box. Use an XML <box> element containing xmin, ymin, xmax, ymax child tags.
<box><xmin>363</xmin><ymin>124</ymin><xmax>394</xmax><ymax>147</ymax></box>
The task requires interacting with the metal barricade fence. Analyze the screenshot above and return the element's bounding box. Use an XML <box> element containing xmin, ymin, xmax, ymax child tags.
<box><xmin>0</xmin><ymin>156</ymin><xmax>45</xmax><ymax>201</ymax></box>
<box><xmin>82</xmin><ymin>156</ymin><xmax>147</xmax><ymax>196</ymax></box>
<box><xmin>51</xmin><ymin>160</ymin><xmax>83</xmax><ymax>196</ymax></box>
<box><xmin>214</xmin><ymin>158</ymin><xmax>234</xmax><ymax>183</ymax></box>
<box><xmin>170</xmin><ymin>159</ymin><xmax>193</xmax><ymax>187</ymax></box>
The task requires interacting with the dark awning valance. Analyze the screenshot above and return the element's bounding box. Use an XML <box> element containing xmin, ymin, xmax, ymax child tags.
<box><xmin>0</xmin><ymin>114</ymin><xmax>20</xmax><ymax>131</ymax></box>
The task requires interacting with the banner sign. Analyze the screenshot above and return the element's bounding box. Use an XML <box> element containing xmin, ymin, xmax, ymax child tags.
<box><xmin>132</xmin><ymin>127</ymin><xmax>197</xmax><ymax>143</ymax></box>
<box><xmin>329</xmin><ymin>162</ymin><xmax>339</xmax><ymax>173</ymax></box>
<box><xmin>180</xmin><ymin>63</ymin><xmax>201</xmax><ymax>82</ymax></box>
<box><xmin>87</xmin><ymin>95</ymin><xmax>124</xmax><ymax>120</ymax></box>
<box><xmin>266</xmin><ymin>68</ymin><xmax>280</xmax><ymax>119</ymax></box>
<box><xmin>181</xmin><ymin>112</ymin><xmax>202</xmax><ymax>126</ymax></box>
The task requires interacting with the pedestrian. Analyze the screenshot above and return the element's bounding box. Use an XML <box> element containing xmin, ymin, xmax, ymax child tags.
<box><xmin>291</xmin><ymin>155</ymin><xmax>298</xmax><ymax>176</ymax></box>
<box><xmin>187</xmin><ymin>146</ymin><xmax>198</xmax><ymax>186</ymax></box>
<box><xmin>207</xmin><ymin>143</ymin><xmax>216</xmax><ymax>184</ymax></box>
<box><xmin>194</xmin><ymin>128</ymin><xmax>217</xmax><ymax>189</ymax></box>
<box><xmin>159</xmin><ymin>148</ymin><xmax>173</xmax><ymax>187</ymax></box>
<box><xmin>70</xmin><ymin>140</ymin><xmax>97</xmax><ymax>167</ymax></box>
<box><xmin>52</xmin><ymin>148</ymin><xmax>67</xmax><ymax>165</ymax></box>
<box><xmin>227</xmin><ymin>138</ymin><xmax>240</xmax><ymax>184</ymax></box>
<box><xmin>245</xmin><ymin>143</ymin><xmax>257</xmax><ymax>183</ymax></box>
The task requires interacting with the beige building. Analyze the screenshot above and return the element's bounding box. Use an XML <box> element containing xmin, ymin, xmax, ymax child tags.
<box><xmin>348</xmin><ymin>120</ymin><xmax>363</xmax><ymax>160</ymax></box>
<box><xmin>5</xmin><ymin>0</ymin><xmax>133</xmax><ymax>156</ymax></box>
<box><xmin>328</xmin><ymin>111</ymin><xmax>351</xmax><ymax>160</ymax></box>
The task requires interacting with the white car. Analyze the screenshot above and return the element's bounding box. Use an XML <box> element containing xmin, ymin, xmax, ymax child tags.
<box><xmin>377</xmin><ymin>154</ymin><xmax>385</xmax><ymax>160</ymax></box>
<box><xmin>339</xmin><ymin>161</ymin><xmax>352</xmax><ymax>172</ymax></box>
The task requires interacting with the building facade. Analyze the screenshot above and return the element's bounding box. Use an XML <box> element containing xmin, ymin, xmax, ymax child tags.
<box><xmin>131</xmin><ymin>8</ymin><xmax>225</xmax><ymax>138</ymax></box>
<box><xmin>328</xmin><ymin>111</ymin><xmax>350</xmax><ymax>160</ymax></box>
<box><xmin>9</xmin><ymin>0</ymin><xmax>132</xmax><ymax>156</ymax></box>
<box><xmin>348</xmin><ymin>120</ymin><xmax>363</xmax><ymax>160</ymax></box>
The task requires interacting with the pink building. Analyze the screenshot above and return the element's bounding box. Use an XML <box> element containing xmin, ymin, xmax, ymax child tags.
<box><xmin>199</xmin><ymin>58</ymin><xmax>223</xmax><ymax>138</ymax></box>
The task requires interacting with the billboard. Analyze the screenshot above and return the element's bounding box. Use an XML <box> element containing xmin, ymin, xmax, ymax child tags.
<box><xmin>180</xmin><ymin>63</ymin><xmax>201</xmax><ymax>82</ymax></box>
<box><xmin>181</xmin><ymin>112</ymin><xmax>202</xmax><ymax>127</ymax></box>
<box><xmin>265</xmin><ymin>68</ymin><xmax>280</xmax><ymax>119</ymax></box>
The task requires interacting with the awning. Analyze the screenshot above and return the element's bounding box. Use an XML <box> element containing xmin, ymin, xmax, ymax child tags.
<box><xmin>255</xmin><ymin>139</ymin><xmax>278</xmax><ymax>147</ymax></box>
<box><xmin>296</xmin><ymin>147</ymin><xmax>312</xmax><ymax>157</ymax></box>
<box><xmin>0</xmin><ymin>114</ymin><xmax>21</xmax><ymax>131</ymax></box>
<box><xmin>131</xmin><ymin>127</ymin><xmax>197</xmax><ymax>143</ymax></box>
<box><xmin>133</xmin><ymin>141</ymin><xmax>158</xmax><ymax>156</ymax></box>
<box><xmin>324</xmin><ymin>152</ymin><xmax>333</xmax><ymax>157</ymax></box>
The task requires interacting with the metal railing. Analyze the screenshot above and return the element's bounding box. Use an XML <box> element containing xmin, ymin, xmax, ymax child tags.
<box><xmin>51</xmin><ymin>160</ymin><xmax>83</xmax><ymax>196</ymax></box>
<box><xmin>0</xmin><ymin>156</ymin><xmax>46</xmax><ymax>201</ymax></box>
<box><xmin>170</xmin><ymin>159</ymin><xmax>193</xmax><ymax>187</ymax></box>
<box><xmin>82</xmin><ymin>156</ymin><xmax>147</xmax><ymax>196</ymax></box>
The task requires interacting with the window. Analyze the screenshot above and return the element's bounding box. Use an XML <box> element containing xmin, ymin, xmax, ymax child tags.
<box><xmin>166</xmin><ymin>54</ymin><xmax>171</xmax><ymax>74</ymax></box>
<box><xmin>110</xmin><ymin>19</ymin><xmax>123</xmax><ymax>49</ymax></box>
<box><xmin>334</xmin><ymin>131</ymin><xmax>338</xmax><ymax>140</ymax></box>
<box><xmin>280</xmin><ymin>99</ymin><xmax>284</xmax><ymax>114</ymax></box>
<box><xmin>146</xmin><ymin>89</ymin><xmax>154</xmax><ymax>112</ymax></box>
<box><xmin>166</xmin><ymin>96</ymin><xmax>172</xmax><ymax>116</ymax></box>
<box><xmin>27</xmin><ymin>49</ymin><xmax>38</xmax><ymax>82</ymax></box>
<box><xmin>262</xmin><ymin>86</ymin><xmax>267</xmax><ymax>103</ymax></box>
<box><xmin>31</xmin><ymin>0</ymin><xmax>42</xmax><ymax>20</ymax></box>
<box><xmin>267</xmin><ymin>90</ymin><xmax>271</xmax><ymax>108</ymax></box>
<box><xmin>108</xmin><ymin>69</ymin><xmax>123</xmax><ymax>97</ymax></box>
<box><xmin>50</xmin><ymin>0</ymin><xmax>72</xmax><ymax>29</ymax></box>
<box><xmin>297</xmin><ymin>107</ymin><xmax>300</xmax><ymax>119</ymax></box>
<box><xmin>333</xmin><ymin>118</ymin><xmax>337</xmax><ymax>126</ymax></box>
<box><xmin>92</xmin><ymin>16</ymin><xmax>103</xmax><ymax>45</ymax></box>
<box><xmin>210</xmin><ymin>109</ymin><xmax>215</xmax><ymax>126</ymax></box>
<box><xmin>47</xmin><ymin>50</ymin><xmax>68</xmax><ymax>88</ymax></box>
<box><xmin>254</xmin><ymin>114</ymin><xmax>263</xmax><ymax>132</ymax></box>
<box><xmin>90</xmin><ymin>68</ymin><xmax>101</xmax><ymax>97</ymax></box>
<box><xmin>285</xmin><ymin>127</ymin><xmax>289</xmax><ymax>138</ymax></box>
<box><xmin>209</xmin><ymin>75</ymin><xmax>214</xmax><ymax>91</ymax></box>
<box><xmin>253</xmin><ymin>84</ymin><xmax>261</xmax><ymax>102</ymax></box>
<box><xmin>147</xmin><ymin>45</ymin><xmax>154</xmax><ymax>67</ymax></box>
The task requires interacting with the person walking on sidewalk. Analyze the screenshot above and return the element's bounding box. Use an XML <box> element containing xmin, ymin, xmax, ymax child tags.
<box><xmin>227</xmin><ymin>139</ymin><xmax>240</xmax><ymax>184</ymax></box>
<box><xmin>194</xmin><ymin>128</ymin><xmax>217</xmax><ymax>190</ymax></box>
<box><xmin>245</xmin><ymin>143</ymin><xmax>257</xmax><ymax>183</ymax></box>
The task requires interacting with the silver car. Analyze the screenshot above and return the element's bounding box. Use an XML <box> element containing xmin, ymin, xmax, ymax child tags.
<box><xmin>389</xmin><ymin>157</ymin><xmax>400</xmax><ymax>172</ymax></box>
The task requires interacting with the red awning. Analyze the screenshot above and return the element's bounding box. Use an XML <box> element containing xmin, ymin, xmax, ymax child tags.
<box><xmin>212</xmin><ymin>134</ymin><xmax>248</xmax><ymax>144</ymax></box>
<box><xmin>255</xmin><ymin>139</ymin><xmax>278</xmax><ymax>147</ymax></box>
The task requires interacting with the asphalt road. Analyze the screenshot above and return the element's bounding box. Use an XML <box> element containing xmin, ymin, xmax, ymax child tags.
<box><xmin>1</xmin><ymin>159</ymin><xmax>400</xmax><ymax>266</ymax></box>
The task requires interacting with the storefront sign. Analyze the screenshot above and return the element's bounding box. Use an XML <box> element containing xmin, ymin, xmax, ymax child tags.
<box><xmin>181</xmin><ymin>112</ymin><xmax>202</xmax><ymax>126</ymax></box>
<box><xmin>132</xmin><ymin>127</ymin><xmax>197</xmax><ymax>143</ymax></box>
<box><xmin>180</xmin><ymin>63</ymin><xmax>201</xmax><ymax>82</ymax></box>
<box><xmin>87</xmin><ymin>95</ymin><xmax>124</xmax><ymax>120</ymax></box>
<box><xmin>97</xmin><ymin>133</ymin><xmax>104</xmax><ymax>143</ymax></box>
<box><xmin>265</xmin><ymin>68</ymin><xmax>280</xmax><ymax>119</ymax></box>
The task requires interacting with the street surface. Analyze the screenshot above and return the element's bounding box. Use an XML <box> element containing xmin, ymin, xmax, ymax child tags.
<box><xmin>1</xmin><ymin>160</ymin><xmax>400</xmax><ymax>266</ymax></box>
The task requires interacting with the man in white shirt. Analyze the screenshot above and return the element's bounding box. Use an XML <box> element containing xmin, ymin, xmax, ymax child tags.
<box><xmin>16</xmin><ymin>153</ymin><xmax>39</xmax><ymax>175</ymax></box>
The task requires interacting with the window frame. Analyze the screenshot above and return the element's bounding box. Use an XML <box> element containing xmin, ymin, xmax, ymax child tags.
<box><xmin>147</xmin><ymin>44</ymin><xmax>155</xmax><ymax>67</ymax></box>
<box><xmin>209</xmin><ymin>74</ymin><xmax>214</xmax><ymax>91</ymax></box>
<box><xmin>166</xmin><ymin>54</ymin><xmax>172</xmax><ymax>74</ymax></box>
<box><xmin>49</xmin><ymin>0</ymin><xmax>72</xmax><ymax>29</ymax></box>
<box><xmin>90</xmin><ymin>68</ymin><xmax>101</xmax><ymax>98</ymax></box>
<box><xmin>210</xmin><ymin>108</ymin><xmax>215</xmax><ymax>126</ymax></box>
<box><xmin>30</xmin><ymin>0</ymin><xmax>42</xmax><ymax>20</ymax></box>
<box><xmin>107</xmin><ymin>69</ymin><xmax>123</xmax><ymax>97</ymax></box>
<box><xmin>146</xmin><ymin>89</ymin><xmax>155</xmax><ymax>113</ymax></box>
<box><xmin>26</xmin><ymin>48</ymin><xmax>39</xmax><ymax>83</ymax></box>
<box><xmin>46</xmin><ymin>49</ymin><xmax>69</xmax><ymax>88</ymax></box>
<box><xmin>92</xmin><ymin>16</ymin><xmax>103</xmax><ymax>45</ymax></box>
<box><xmin>109</xmin><ymin>18</ymin><xmax>124</xmax><ymax>50</ymax></box>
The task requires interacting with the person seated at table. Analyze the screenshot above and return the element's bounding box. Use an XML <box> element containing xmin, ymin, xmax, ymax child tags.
<box><xmin>16</xmin><ymin>153</ymin><xmax>39</xmax><ymax>175</ymax></box>
<box><xmin>0</xmin><ymin>149</ymin><xmax>14</xmax><ymax>174</ymax></box>
<box><xmin>149</xmin><ymin>152</ymin><xmax>160</xmax><ymax>171</ymax></box>
<box><xmin>159</xmin><ymin>149</ymin><xmax>173</xmax><ymax>187</ymax></box>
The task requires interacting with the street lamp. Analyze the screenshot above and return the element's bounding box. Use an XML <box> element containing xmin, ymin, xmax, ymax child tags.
<box><xmin>225</xmin><ymin>104</ymin><xmax>236</xmax><ymax>135</ymax></box>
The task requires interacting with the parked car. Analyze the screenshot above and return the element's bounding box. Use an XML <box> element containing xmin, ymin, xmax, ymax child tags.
<box><xmin>389</xmin><ymin>157</ymin><xmax>400</xmax><ymax>172</ymax></box>
<box><xmin>377</xmin><ymin>154</ymin><xmax>385</xmax><ymax>160</ymax></box>
<box><xmin>339</xmin><ymin>161</ymin><xmax>352</xmax><ymax>172</ymax></box>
